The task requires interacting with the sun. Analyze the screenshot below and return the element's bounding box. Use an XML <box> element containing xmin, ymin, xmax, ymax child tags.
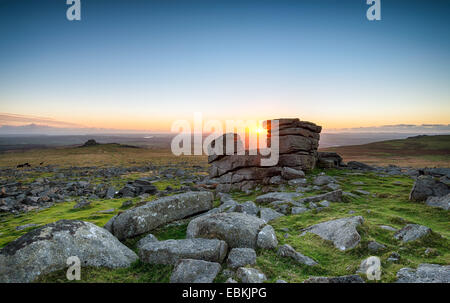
<box><xmin>254</xmin><ymin>126</ymin><xmax>267</xmax><ymax>135</ymax></box>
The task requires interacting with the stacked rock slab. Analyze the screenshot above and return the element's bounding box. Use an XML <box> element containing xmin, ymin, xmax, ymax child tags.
<box><xmin>208</xmin><ymin>118</ymin><xmax>322</xmax><ymax>192</ymax></box>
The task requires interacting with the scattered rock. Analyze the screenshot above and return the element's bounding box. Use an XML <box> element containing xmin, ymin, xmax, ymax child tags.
<box><xmin>236</xmin><ymin>267</ymin><xmax>267</xmax><ymax>283</ymax></box>
<box><xmin>379</xmin><ymin>225</ymin><xmax>398</xmax><ymax>232</ymax></box>
<box><xmin>396</xmin><ymin>264</ymin><xmax>450</xmax><ymax>283</ymax></box>
<box><xmin>313</xmin><ymin>175</ymin><xmax>335</xmax><ymax>186</ymax></box>
<box><xmin>291</xmin><ymin>206</ymin><xmax>308</xmax><ymax>214</ymax></box>
<box><xmin>170</xmin><ymin>259</ymin><xmax>221</xmax><ymax>283</ymax></box>
<box><xmin>394</xmin><ymin>224</ymin><xmax>431</xmax><ymax>243</ymax></box>
<box><xmin>235</xmin><ymin>201</ymin><xmax>259</xmax><ymax>216</ymax></box>
<box><xmin>409</xmin><ymin>175</ymin><xmax>449</xmax><ymax>202</ymax></box>
<box><xmin>425</xmin><ymin>193</ymin><xmax>449</xmax><ymax>210</ymax></box>
<box><xmin>259</xmin><ymin>207</ymin><xmax>284</xmax><ymax>223</ymax></box>
<box><xmin>287</xmin><ymin>178</ymin><xmax>307</xmax><ymax>186</ymax></box>
<box><xmin>277</xmin><ymin>244</ymin><xmax>317</xmax><ymax>266</ymax></box>
<box><xmin>298</xmin><ymin>190</ymin><xmax>342</xmax><ymax>203</ymax></box>
<box><xmin>73</xmin><ymin>199</ymin><xmax>91</xmax><ymax>209</ymax></box>
<box><xmin>368</xmin><ymin>241</ymin><xmax>386</xmax><ymax>253</ymax></box>
<box><xmin>227</xmin><ymin>248</ymin><xmax>257</xmax><ymax>269</ymax></box>
<box><xmin>15</xmin><ymin>223</ymin><xmax>37</xmax><ymax>231</ymax></box>
<box><xmin>300</xmin><ymin>216</ymin><xmax>364</xmax><ymax>251</ymax></box>
<box><xmin>347</xmin><ymin>161</ymin><xmax>374</xmax><ymax>171</ymax></box>
<box><xmin>255</xmin><ymin>192</ymin><xmax>302</xmax><ymax>204</ymax></box>
<box><xmin>281</xmin><ymin>167</ymin><xmax>305</xmax><ymax>180</ymax></box>
<box><xmin>256</xmin><ymin>225</ymin><xmax>278</xmax><ymax>249</ymax></box>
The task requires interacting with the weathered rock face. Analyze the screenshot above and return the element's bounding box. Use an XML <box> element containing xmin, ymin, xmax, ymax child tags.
<box><xmin>170</xmin><ymin>259</ymin><xmax>221</xmax><ymax>283</ymax></box>
<box><xmin>186</xmin><ymin>212</ymin><xmax>267</xmax><ymax>249</ymax></box>
<box><xmin>138</xmin><ymin>238</ymin><xmax>228</xmax><ymax>265</ymax></box>
<box><xmin>105</xmin><ymin>191</ymin><xmax>213</xmax><ymax>240</ymax></box>
<box><xmin>0</xmin><ymin>220</ymin><xmax>138</xmax><ymax>283</ymax></box>
<box><xmin>208</xmin><ymin>118</ymin><xmax>322</xmax><ymax>192</ymax></box>
<box><xmin>396</xmin><ymin>264</ymin><xmax>450</xmax><ymax>283</ymax></box>
<box><xmin>409</xmin><ymin>175</ymin><xmax>449</xmax><ymax>202</ymax></box>
<box><xmin>300</xmin><ymin>216</ymin><xmax>364</xmax><ymax>251</ymax></box>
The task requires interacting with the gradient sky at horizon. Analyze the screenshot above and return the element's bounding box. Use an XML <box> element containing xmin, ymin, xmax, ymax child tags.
<box><xmin>0</xmin><ymin>0</ymin><xmax>449</xmax><ymax>131</ymax></box>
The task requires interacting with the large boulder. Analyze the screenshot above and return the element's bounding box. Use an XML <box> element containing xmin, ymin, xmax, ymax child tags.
<box><xmin>0</xmin><ymin>220</ymin><xmax>138</xmax><ymax>283</ymax></box>
<box><xmin>396</xmin><ymin>264</ymin><xmax>450</xmax><ymax>283</ymax></box>
<box><xmin>300</xmin><ymin>216</ymin><xmax>364</xmax><ymax>251</ymax></box>
<box><xmin>394</xmin><ymin>224</ymin><xmax>431</xmax><ymax>243</ymax></box>
<box><xmin>299</xmin><ymin>190</ymin><xmax>342</xmax><ymax>203</ymax></box>
<box><xmin>170</xmin><ymin>259</ymin><xmax>221</xmax><ymax>283</ymax></box>
<box><xmin>186</xmin><ymin>212</ymin><xmax>266</xmax><ymax>248</ymax></box>
<box><xmin>409</xmin><ymin>176</ymin><xmax>449</xmax><ymax>202</ymax></box>
<box><xmin>105</xmin><ymin>191</ymin><xmax>213</xmax><ymax>240</ymax></box>
<box><xmin>138</xmin><ymin>238</ymin><xmax>228</xmax><ymax>265</ymax></box>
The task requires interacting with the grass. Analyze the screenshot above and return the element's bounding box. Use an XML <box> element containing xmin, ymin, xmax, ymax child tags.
<box><xmin>2</xmin><ymin>167</ymin><xmax>448</xmax><ymax>283</ymax></box>
<box><xmin>1</xmin><ymin>136</ymin><xmax>449</xmax><ymax>282</ymax></box>
<box><xmin>0</xmin><ymin>144</ymin><xmax>207</xmax><ymax>168</ymax></box>
<box><xmin>321</xmin><ymin>135</ymin><xmax>450</xmax><ymax>167</ymax></box>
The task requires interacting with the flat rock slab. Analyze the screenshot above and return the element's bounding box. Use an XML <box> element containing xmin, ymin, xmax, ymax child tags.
<box><xmin>105</xmin><ymin>191</ymin><xmax>213</xmax><ymax>240</ymax></box>
<box><xmin>299</xmin><ymin>190</ymin><xmax>342</xmax><ymax>203</ymax></box>
<box><xmin>187</xmin><ymin>212</ymin><xmax>266</xmax><ymax>248</ymax></box>
<box><xmin>255</xmin><ymin>192</ymin><xmax>303</xmax><ymax>204</ymax></box>
<box><xmin>170</xmin><ymin>259</ymin><xmax>221</xmax><ymax>283</ymax></box>
<box><xmin>0</xmin><ymin>220</ymin><xmax>138</xmax><ymax>283</ymax></box>
<box><xmin>138</xmin><ymin>238</ymin><xmax>228</xmax><ymax>265</ymax></box>
<box><xmin>396</xmin><ymin>264</ymin><xmax>450</xmax><ymax>283</ymax></box>
<box><xmin>300</xmin><ymin>216</ymin><xmax>364</xmax><ymax>251</ymax></box>
<box><xmin>394</xmin><ymin>224</ymin><xmax>431</xmax><ymax>243</ymax></box>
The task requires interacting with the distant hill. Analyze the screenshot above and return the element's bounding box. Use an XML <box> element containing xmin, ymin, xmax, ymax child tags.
<box><xmin>321</xmin><ymin>135</ymin><xmax>450</xmax><ymax>168</ymax></box>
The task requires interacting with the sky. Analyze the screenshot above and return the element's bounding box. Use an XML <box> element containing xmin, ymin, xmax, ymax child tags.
<box><xmin>0</xmin><ymin>0</ymin><xmax>449</xmax><ymax>132</ymax></box>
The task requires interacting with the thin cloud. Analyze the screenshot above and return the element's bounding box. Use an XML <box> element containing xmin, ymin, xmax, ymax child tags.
<box><xmin>0</xmin><ymin>113</ymin><xmax>84</xmax><ymax>128</ymax></box>
<box><xmin>325</xmin><ymin>124</ymin><xmax>450</xmax><ymax>133</ymax></box>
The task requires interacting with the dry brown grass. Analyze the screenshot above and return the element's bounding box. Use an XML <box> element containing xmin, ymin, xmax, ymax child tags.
<box><xmin>0</xmin><ymin>145</ymin><xmax>207</xmax><ymax>168</ymax></box>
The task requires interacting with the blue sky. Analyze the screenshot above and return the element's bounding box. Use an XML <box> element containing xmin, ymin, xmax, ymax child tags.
<box><xmin>0</xmin><ymin>0</ymin><xmax>449</xmax><ymax>131</ymax></box>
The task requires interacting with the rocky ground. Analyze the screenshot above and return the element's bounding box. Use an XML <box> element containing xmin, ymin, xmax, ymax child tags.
<box><xmin>0</xmin><ymin>161</ymin><xmax>448</xmax><ymax>283</ymax></box>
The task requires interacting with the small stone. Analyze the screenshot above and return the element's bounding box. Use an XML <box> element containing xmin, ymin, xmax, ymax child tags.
<box><xmin>368</xmin><ymin>241</ymin><xmax>386</xmax><ymax>253</ymax></box>
<box><xmin>236</xmin><ymin>267</ymin><xmax>267</xmax><ymax>283</ymax></box>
